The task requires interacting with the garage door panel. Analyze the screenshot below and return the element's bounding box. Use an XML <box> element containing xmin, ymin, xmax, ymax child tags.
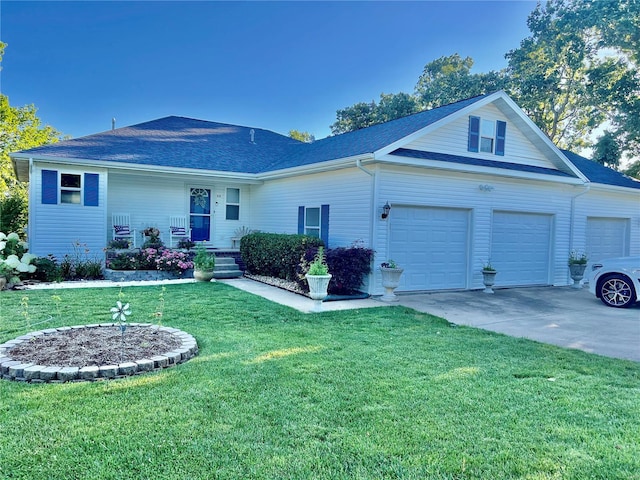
<box><xmin>492</xmin><ymin>211</ymin><xmax>552</xmax><ymax>286</ymax></box>
<box><xmin>586</xmin><ymin>217</ymin><xmax>629</xmax><ymax>262</ymax></box>
<box><xmin>390</xmin><ymin>206</ymin><xmax>469</xmax><ymax>291</ymax></box>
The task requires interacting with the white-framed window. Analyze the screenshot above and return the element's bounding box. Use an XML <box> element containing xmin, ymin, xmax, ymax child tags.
<box><xmin>468</xmin><ymin>116</ymin><xmax>506</xmax><ymax>156</ymax></box>
<box><xmin>225</xmin><ymin>188</ymin><xmax>240</xmax><ymax>220</ymax></box>
<box><xmin>305</xmin><ymin>207</ymin><xmax>320</xmax><ymax>237</ymax></box>
<box><xmin>480</xmin><ymin>119</ymin><xmax>495</xmax><ymax>153</ymax></box>
<box><xmin>60</xmin><ymin>173</ymin><xmax>82</xmax><ymax>204</ymax></box>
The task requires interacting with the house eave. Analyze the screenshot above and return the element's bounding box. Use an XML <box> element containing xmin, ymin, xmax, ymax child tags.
<box><xmin>10</xmin><ymin>154</ymin><xmax>263</xmax><ymax>184</ymax></box>
<box><xmin>256</xmin><ymin>153</ymin><xmax>375</xmax><ymax>180</ymax></box>
<box><xmin>381</xmin><ymin>154</ymin><xmax>586</xmax><ymax>185</ymax></box>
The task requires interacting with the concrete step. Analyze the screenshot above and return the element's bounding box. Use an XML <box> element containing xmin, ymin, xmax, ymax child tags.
<box><xmin>213</xmin><ymin>256</ymin><xmax>243</xmax><ymax>279</ymax></box>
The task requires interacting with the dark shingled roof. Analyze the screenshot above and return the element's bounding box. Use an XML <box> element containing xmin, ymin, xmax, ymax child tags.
<box><xmin>14</xmin><ymin>95</ymin><xmax>639</xmax><ymax>191</ymax></box>
<box><xmin>562</xmin><ymin>150</ymin><xmax>640</xmax><ymax>190</ymax></box>
<box><xmin>15</xmin><ymin>95</ymin><xmax>488</xmax><ymax>173</ymax></box>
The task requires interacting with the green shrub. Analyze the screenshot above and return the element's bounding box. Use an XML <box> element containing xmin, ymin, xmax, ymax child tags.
<box><xmin>240</xmin><ymin>233</ymin><xmax>324</xmax><ymax>280</ymax></box>
<box><xmin>0</xmin><ymin>185</ymin><xmax>28</xmax><ymax>235</ymax></box>
<box><xmin>31</xmin><ymin>256</ymin><xmax>62</xmax><ymax>282</ymax></box>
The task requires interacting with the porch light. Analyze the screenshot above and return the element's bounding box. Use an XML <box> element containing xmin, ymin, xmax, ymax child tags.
<box><xmin>381</xmin><ymin>201</ymin><xmax>391</xmax><ymax>219</ymax></box>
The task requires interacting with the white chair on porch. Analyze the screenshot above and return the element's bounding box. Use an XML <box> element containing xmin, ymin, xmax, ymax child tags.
<box><xmin>169</xmin><ymin>216</ymin><xmax>191</xmax><ymax>247</ymax></box>
<box><xmin>112</xmin><ymin>213</ymin><xmax>137</xmax><ymax>248</ymax></box>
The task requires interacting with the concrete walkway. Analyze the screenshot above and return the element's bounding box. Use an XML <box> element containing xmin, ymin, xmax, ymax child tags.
<box><xmin>22</xmin><ymin>278</ymin><xmax>639</xmax><ymax>362</ymax></box>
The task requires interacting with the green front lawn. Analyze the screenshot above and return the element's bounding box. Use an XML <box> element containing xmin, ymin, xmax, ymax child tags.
<box><xmin>0</xmin><ymin>283</ymin><xmax>638</xmax><ymax>479</ymax></box>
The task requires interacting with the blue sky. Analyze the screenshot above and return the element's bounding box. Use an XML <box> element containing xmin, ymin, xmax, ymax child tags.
<box><xmin>1</xmin><ymin>1</ymin><xmax>537</xmax><ymax>140</ymax></box>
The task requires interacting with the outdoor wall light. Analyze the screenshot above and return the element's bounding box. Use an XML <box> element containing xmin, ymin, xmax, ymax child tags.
<box><xmin>381</xmin><ymin>201</ymin><xmax>391</xmax><ymax>219</ymax></box>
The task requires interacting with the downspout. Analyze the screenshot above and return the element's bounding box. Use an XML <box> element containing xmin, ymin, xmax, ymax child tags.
<box><xmin>569</xmin><ymin>181</ymin><xmax>591</xmax><ymax>251</ymax></box>
<box><xmin>356</xmin><ymin>157</ymin><xmax>377</xmax><ymax>295</ymax></box>
<box><xmin>28</xmin><ymin>158</ymin><xmax>34</xmax><ymax>243</ymax></box>
<box><xmin>568</xmin><ymin>181</ymin><xmax>591</xmax><ymax>286</ymax></box>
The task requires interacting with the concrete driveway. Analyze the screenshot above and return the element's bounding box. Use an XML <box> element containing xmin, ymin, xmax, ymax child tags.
<box><xmin>396</xmin><ymin>286</ymin><xmax>640</xmax><ymax>362</ymax></box>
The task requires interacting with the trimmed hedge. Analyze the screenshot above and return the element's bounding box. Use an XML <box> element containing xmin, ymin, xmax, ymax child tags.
<box><xmin>240</xmin><ymin>233</ymin><xmax>324</xmax><ymax>281</ymax></box>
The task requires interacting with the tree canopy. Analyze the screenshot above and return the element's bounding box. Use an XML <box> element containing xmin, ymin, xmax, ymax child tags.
<box><xmin>328</xmin><ymin>0</ymin><xmax>640</xmax><ymax>169</ymax></box>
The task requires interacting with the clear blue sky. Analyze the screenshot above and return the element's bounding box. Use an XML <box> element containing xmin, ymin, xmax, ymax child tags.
<box><xmin>1</xmin><ymin>1</ymin><xmax>537</xmax><ymax>140</ymax></box>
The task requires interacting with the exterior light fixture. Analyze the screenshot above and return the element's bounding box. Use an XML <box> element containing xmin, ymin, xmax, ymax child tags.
<box><xmin>381</xmin><ymin>201</ymin><xmax>391</xmax><ymax>219</ymax></box>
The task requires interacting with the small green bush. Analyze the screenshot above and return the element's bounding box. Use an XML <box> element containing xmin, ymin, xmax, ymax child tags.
<box><xmin>240</xmin><ymin>233</ymin><xmax>324</xmax><ymax>280</ymax></box>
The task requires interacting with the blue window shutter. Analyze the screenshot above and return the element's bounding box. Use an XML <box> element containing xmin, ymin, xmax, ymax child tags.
<box><xmin>84</xmin><ymin>173</ymin><xmax>99</xmax><ymax>206</ymax></box>
<box><xmin>42</xmin><ymin>169</ymin><xmax>58</xmax><ymax>204</ymax></box>
<box><xmin>320</xmin><ymin>204</ymin><xmax>329</xmax><ymax>247</ymax></box>
<box><xmin>468</xmin><ymin>116</ymin><xmax>480</xmax><ymax>152</ymax></box>
<box><xmin>495</xmin><ymin>120</ymin><xmax>506</xmax><ymax>156</ymax></box>
<box><xmin>298</xmin><ymin>206</ymin><xmax>305</xmax><ymax>234</ymax></box>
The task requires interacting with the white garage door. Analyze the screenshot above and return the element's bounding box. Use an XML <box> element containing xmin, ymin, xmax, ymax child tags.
<box><xmin>390</xmin><ymin>206</ymin><xmax>469</xmax><ymax>291</ymax></box>
<box><xmin>586</xmin><ymin>217</ymin><xmax>629</xmax><ymax>262</ymax></box>
<box><xmin>491</xmin><ymin>211</ymin><xmax>552</xmax><ymax>286</ymax></box>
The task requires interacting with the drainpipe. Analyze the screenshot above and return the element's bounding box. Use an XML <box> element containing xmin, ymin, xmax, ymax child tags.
<box><xmin>569</xmin><ymin>181</ymin><xmax>591</xmax><ymax>251</ymax></box>
<box><xmin>27</xmin><ymin>158</ymin><xmax>34</xmax><ymax>244</ymax></box>
<box><xmin>356</xmin><ymin>157</ymin><xmax>377</xmax><ymax>295</ymax></box>
<box><xmin>568</xmin><ymin>181</ymin><xmax>591</xmax><ymax>286</ymax></box>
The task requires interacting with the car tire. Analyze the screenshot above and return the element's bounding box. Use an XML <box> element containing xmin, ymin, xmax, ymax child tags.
<box><xmin>599</xmin><ymin>274</ymin><xmax>636</xmax><ymax>308</ymax></box>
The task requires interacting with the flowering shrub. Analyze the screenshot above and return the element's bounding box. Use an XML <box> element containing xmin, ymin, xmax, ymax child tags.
<box><xmin>148</xmin><ymin>248</ymin><xmax>193</xmax><ymax>274</ymax></box>
<box><xmin>108</xmin><ymin>247</ymin><xmax>193</xmax><ymax>275</ymax></box>
<box><xmin>0</xmin><ymin>231</ymin><xmax>37</xmax><ymax>286</ymax></box>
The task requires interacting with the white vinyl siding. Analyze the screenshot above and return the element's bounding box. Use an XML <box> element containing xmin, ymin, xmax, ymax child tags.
<box><xmin>30</xmin><ymin>164</ymin><xmax>107</xmax><ymax>260</ymax></box>
<box><xmin>405</xmin><ymin>103</ymin><xmax>554</xmax><ymax>169</ymax></box>
<box><xmin>250</xmin><ymin>167</ymin><xmax>372</xmax><ymax>248</ymax></box>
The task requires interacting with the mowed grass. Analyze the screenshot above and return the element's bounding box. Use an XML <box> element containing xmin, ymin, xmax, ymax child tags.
<box><xmin>0</xmin><ymin>283</ymin><xmax>638</xmax><ymax>479</ymax></box>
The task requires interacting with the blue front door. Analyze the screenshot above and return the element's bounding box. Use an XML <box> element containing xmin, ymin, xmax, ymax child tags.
<box><xmin>190</xmin><ymin>188</ymin><xmax>211</xmax><ymax>242</ymax></box>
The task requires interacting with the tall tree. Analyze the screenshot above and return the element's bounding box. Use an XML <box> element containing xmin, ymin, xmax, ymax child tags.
<box><xmin>0</xmin><ymin>41</ymin><xmax>62</xmax><ymax>234</ymax></box>
<box><xmin>330</xmin><ymin>93</ymin><xmax>421</xmax><ymax>135</ymax></box>
<box><xmin>592</xmin><ymin>130</ymin><xmax>621</xmax><ymax>169</ymax></box>
<box><xmin>415</xmin><ymin>54</ymin><xmax>508</xmax><ymax>109</ymax></box>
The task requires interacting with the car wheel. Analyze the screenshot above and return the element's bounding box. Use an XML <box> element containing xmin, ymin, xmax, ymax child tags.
<box><xmin>599</xmin><ymin>275</ymin><xmax>636</xmax><ymax>308</ymax></box>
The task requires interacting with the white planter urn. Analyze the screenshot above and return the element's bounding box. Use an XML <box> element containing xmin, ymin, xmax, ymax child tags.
<box><xmin>569</xmin><ymin>263</ymin><xmax>587</xmax><ymax>289</ymax></box>
<box><xmin>482</xmin><ymin>270</ymin><xmax>497</xmax><ymax>294</ymax></box>
<box><xmin>194</xmin><ymin>270</ymin><xmax>215</xmax><ymax>282</ymax></box>
<box><xmin>380</xmin><ymin>267</ymin><xmax>404</xmax><ymax>302</ymax></box>
<box><xmin>305</xmin><ymin>274</ymin><xmax>332</xmax><ymax>312</ymax></box>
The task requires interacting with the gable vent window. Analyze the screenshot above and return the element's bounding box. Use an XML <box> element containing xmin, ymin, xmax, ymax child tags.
<box><xmin>468</xmin><ymin>116</ymin><xmax>506</xmax><ymax>156</ymax></box>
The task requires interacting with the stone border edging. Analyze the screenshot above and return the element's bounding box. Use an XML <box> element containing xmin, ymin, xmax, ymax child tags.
<box><xmin>0</xmin><ymin>323</ymin><xmax>198</xmax><ymax>383</ymax></box>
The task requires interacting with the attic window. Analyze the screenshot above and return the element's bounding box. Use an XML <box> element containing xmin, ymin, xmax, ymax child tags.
<box><xmin>468</xmin><ymin>116</ymin><xmax>506</xmax><ymax>156</ymax></box>
<box><xmin>480</xmin><ymin>120</ymin><xmax>495</xmax><ymax>153</ymax></box>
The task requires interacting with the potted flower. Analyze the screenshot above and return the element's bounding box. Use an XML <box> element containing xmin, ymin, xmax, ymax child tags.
<box><xmin>305</xmin><ymin>247</ymin><xmax>332</xmax><ymax>312</ymax></box>
<box><xmin>380</xmin><ymin>260</ymin><xmax>403</xmax><ymax>302</ymax></box>
<box><xmin>142</xmin><ymin>227</ymin><xmax>163</xmax><ymax>249</ymax></box>
<box><xmin>482</xmin><ymin>261</ymin><xmax>497</xmax><ymax>294</ymax></box>
<box><xmin>568</xmin><ymin>250</ymin><xmax>588</xmax><ymax>288</ymax></box>
<box><xmin>192</xmin><ymin>243</ymin><xmax>215</xmax><ymax>282</ymax></box>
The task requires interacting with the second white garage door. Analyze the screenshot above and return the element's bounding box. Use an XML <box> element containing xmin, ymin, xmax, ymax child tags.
<box><xmin>586</xmin><ymin>217</ymin><xmax>629</xmax><ymax>262</ymax></box>
<box><xmin>491</xmin><ymin>211</ymin><xmax>552</xmax><ymax>286</ymax></box>
<box><xmin>390</xmin><ymin>206</ymin><xmax>470</xmax><ymax>291</ymax></box>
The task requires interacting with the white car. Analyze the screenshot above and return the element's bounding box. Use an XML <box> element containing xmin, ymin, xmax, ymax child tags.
<box><xmin>588</xmin><ymin>256</ymin><xmax>640</xmax><ymax>308</ymax></box>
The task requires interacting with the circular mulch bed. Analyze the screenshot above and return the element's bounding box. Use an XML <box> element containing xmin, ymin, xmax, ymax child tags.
<box><xmin>0</xmin><ymin>323</ymin><xmax>198</xmax><ymax>383</ymax></box>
